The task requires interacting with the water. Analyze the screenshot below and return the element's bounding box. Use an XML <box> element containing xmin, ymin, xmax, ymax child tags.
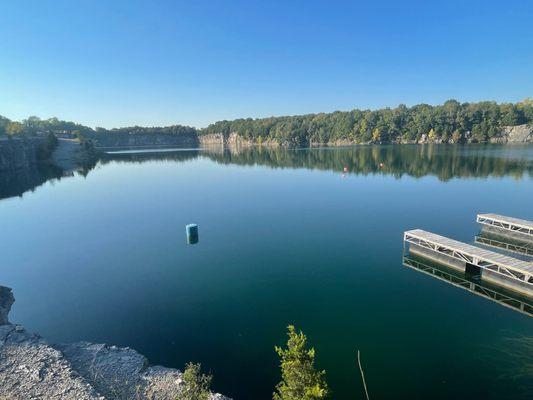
<box><xmin>1</xmin><ymin>144</ymin><xmax>532</xmax><ymax>399</ymax></box>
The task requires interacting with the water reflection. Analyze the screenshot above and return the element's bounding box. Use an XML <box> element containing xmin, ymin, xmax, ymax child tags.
<box><xmin>0</xmin><ymin>145</ymin><xmax>531</xmax><ymax>201</ymax></box>
<box><xmin>403</xmin><ymin>254</ymin><xmax>533</xmax><ymax>317</ymax></box>
<box><xmin>0</xmin><ymin>165</ymin><xmax>64</xmax><ymax>200</ymax></box>
<box><xmin>204</xmin><ymin>144</ymin><xmax>532</xmax><ymax>181</ymax></box>
<box><xmin>102</xmin><ymin>144</ymin><xmax>532</xmax><ymax>181</ymax></box>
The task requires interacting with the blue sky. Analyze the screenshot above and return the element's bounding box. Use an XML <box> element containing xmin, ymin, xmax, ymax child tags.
<box><xmin>0</xmin><ymin>0</ymin><xmax>532</xmax><ymax>128</ymax></box>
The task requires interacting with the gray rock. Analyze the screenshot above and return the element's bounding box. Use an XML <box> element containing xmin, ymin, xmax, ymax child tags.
<box><xmin>0</xmin><ymin>324</ymin><xmax>103</xmax><ymax>400</ymax></box>
<box><xmin>490</xmin><ymin>124</ymin><xmax>533</xmax><ymax>143</ymax></box>
<box><xmin>0</xmin><ymin>137</ymin><xmax>43</xmax><ymax>172</ymax></box>
<box><xmin>0</xmin><ymin>286</ymin><xmax>14</xmax><ymax>325</ymax></box>
<box><xmin>503</xmin><ymin>124</ymin><xmax>533</xmax><ymax>143</ymax></box>
<box><xmin>56</xmin><ymin>341</ymin><xmax>230</xmax><ymax>400</ymax></box>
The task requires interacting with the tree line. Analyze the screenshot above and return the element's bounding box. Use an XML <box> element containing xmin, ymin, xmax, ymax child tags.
<box><xmin>1</xmin><ymin>99</ymin><xmax>532</xmax><ymax>146</ymax></box>
<box><xmin>0</xmin><ymin>115</ymin><xmax>195</xmax><ymax>142</ymax></box>
<box><xmin>201</xmin><ymin>99</ymin><xmax>533</xmax><ymax>145</ymax></box>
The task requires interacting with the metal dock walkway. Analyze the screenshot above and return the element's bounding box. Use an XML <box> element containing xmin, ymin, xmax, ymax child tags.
<box><xmin>475</xmin><ymin>234</ymin><xmax>533</xmax><ymax>257</ymax></box>
<box><xmin>477</xmin><ymin>213</ymin><xmax>533</xmax><ymax>238</ymax></box>
<box><xmin>404</xmin><ymin>229</ymin><xmax>533</xmax><ymax>286</ymax></box>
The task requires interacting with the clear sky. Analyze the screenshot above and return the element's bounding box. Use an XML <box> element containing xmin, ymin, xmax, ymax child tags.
<box><xmin>0</xmin><ymin>0</ymin><xmax>532</xmax><ymax>128</ymax></box>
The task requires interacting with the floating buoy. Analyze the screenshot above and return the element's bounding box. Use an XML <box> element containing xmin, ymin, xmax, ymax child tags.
<box><xmin>186</xmin><ymin>224</ymin><xmax>199</xmax><ymax>244</ymax></box>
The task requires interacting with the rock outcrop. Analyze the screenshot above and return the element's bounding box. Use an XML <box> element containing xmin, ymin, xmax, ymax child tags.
<box><xmin>490</xmin><ymin>124</ymin><xmax>533</xmax><ymax>143</ymax></box>
<box><xmin>0</xmin><ymin>286</ymin><xmax>230</xmax><ymax>400</ymax></box>
<box><xmin>57</xmin><ymin>342</ymin><xmax>186</xmax><ymax>400</ymax></box>
<box><xmin>0</xmin><ymin>324</ymin><xmax>103</xmax><ymax>400</ymax></box>
<box><xmin>0</xmin><ymin>137</ymin><xmax>44</xmax><ymax>172</ymax></box>
<box><xmin>0</xmin><ymin>286</ymin><xmax>14</xmax><ymax>325</ymax></box>
<box><xmin>90</xmin><ymin>132</ymin><xmax>199</xmax><ymax>149</ymax></box>
<box><xmin>199</xmin><ymin>132</ymin><xmax>281</xmax><ymax>148</ymax></box>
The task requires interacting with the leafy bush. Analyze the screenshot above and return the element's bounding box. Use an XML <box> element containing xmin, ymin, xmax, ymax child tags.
<box><xmin>178</xmin><ymin>362</ymin><xmax>212</xmax><ymax>400</ymax></box>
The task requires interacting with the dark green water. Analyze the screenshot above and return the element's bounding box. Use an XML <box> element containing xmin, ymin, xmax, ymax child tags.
<box><xmin>1</xmin><ymin>145</ymin><xmax>532</xmax><ymax>399</ymax></box>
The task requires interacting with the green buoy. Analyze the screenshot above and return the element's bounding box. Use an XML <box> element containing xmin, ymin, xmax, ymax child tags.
<box><xmin>186</xmin><ymin>224</ymin><xmax>199</xmax><ymax>244</ymax></box>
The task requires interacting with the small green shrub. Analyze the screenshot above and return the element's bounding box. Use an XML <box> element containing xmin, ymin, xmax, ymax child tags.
<box><xmin>178</xmin><ymin>362</ymin><xmax>212</xmax><ymax>400</ymax></box>
<box><xmin>273</xmin><ymin>325</ymin><xmax>329</xmax><ymax>400</ymax></box>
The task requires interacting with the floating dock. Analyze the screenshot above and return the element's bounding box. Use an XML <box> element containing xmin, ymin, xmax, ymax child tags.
<box><xmin>477</xmin><ymin>213</ymin><xmax>533</xmax><ymax>243</ymax></box>
<box><xmin>475</xmin><ymin>233</ymin><xmax>533</xmax><ymax>258</ymax></box>
<box><xmin>404</xmin><ymin>229</ymin><xmax>533</xmax><ymax>296</ymax></box>
<box><xmin>403</xmin><ymin>255</ymin><xmax>533</xmax><ymax>317</ymax></box>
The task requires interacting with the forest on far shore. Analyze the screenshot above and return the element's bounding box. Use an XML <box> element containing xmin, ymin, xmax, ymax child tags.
<box><xmin>1</xmin><ymin>99</ymin><xmax>532</xmax><ymax>145</ymax></box>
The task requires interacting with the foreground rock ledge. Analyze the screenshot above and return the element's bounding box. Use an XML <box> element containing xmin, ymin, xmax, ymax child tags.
<box><xmin>0</xmin><ymin>286</ymin><xmax>230</xmax><ymax>400</ymax></box>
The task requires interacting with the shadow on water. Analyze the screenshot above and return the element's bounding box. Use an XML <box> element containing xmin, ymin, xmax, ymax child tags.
<box><xmin>0</xmin><ymin>144</ymin><xmax>531</xmax><ymax>201</ymax></box>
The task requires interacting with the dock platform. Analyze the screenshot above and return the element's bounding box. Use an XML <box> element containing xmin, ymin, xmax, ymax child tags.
<box><xmin>477</xmin><ymin>213</ymin><xmax>533</xmax><ymax>242</ymax></box>
<box><xmin>475</xmin><ymin>234</ymin><xmax>533</xmax><ymax>258</ymax></box>
<box><xmin>404</xmin><ymin>229</ymin><xmax>533</xmax><ymax>288</ymax></box>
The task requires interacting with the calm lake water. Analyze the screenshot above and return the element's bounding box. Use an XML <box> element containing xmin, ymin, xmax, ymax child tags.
<box><xmin>1</xmin><ymin>145</ymin><xmax>532</xmax><ymax>399</ymax></box>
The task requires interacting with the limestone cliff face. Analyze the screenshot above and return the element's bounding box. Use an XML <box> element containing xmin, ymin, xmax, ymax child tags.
<box><xmin>199</xmin><ymin>133</ymin><xmax>226</xmax><ymax>146</ymax></box>
<box><xmin>92</xmin><ymin>132</ymin><xmax>199</xmax><ymax>148</ymax></box>
<box><xmin>490</xmin><ymin>124</ymin><xmax>533</xmax><ymax>143</ymax></box>
<box><xmin>0</xmin><ymin>137</ymin><xmax>43</xmax><ymax>171</ymax></box>
<box><xmin>199</xmin><ymin>132</ymin><xmax>281</xmax><ymax>147</ymax></box>
<box><xmin>0</xmin><ymin>286</ymin><xmax>231</xmax><ymax>400</ymax></box>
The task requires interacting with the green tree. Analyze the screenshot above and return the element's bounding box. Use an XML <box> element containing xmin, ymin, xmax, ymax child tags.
<box><xmin>273</xmin><ymin>325</ymin><xmax>328</xmax><ymax>400</ymax></box>
<box><xmin>178</xmin><ymin>362</ymin><xmax>212</xmax><ymax>400</ymax></box>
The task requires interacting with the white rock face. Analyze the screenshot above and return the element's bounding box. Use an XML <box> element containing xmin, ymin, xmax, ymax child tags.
<box><xmin>0</xmin><ymin>324</ymin><xmax>103</xmax><ymax>400</ymax></box>
<box><xmin>504</xmin><ymin>124</ymin><xmax>533</xmax><ymax>142</ymax></box>
<box><xmin>491</xmin><ymin>124</ymin><xmax>533</xmax><ymax>143</ymax></box>
<box><xmin>57</xmin><ymin>341</ymin><xmax>227</xmax><ymax>400</ymax></box>
<box><xmin>0</xmin><ymin>286</ymin><xmax>231</xmax><ymax>400</ymax></box>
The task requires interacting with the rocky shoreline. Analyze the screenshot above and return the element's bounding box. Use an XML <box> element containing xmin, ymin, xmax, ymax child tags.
<box><xmin>0</xmin><ymin>286</ymin><xmax>230</xmax><ymax>400</ymax></box>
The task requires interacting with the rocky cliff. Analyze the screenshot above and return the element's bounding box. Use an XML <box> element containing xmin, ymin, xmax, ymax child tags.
<box><xmin>90</xmin><ymin>132</ymin><xmax>199</xmax><ymax>148</ymax></box>
<box><xmin>0</xmin><ymin>286</ymin><xmax>230</xmax><ymax>400</ymax></box>
<box><xmin>199</xmin><ymin>132</ymin><xmax>281</xmax><ymax>148</ymax></box>
<box><xmin>0</xmin><ymin>137</ymin><xmax>44</xmax><ymax>171</ymax></box>
<box><xmin>489</xmin><ymin>124</ymin><xmax>533</xmax><ymax>143</ymax></box>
